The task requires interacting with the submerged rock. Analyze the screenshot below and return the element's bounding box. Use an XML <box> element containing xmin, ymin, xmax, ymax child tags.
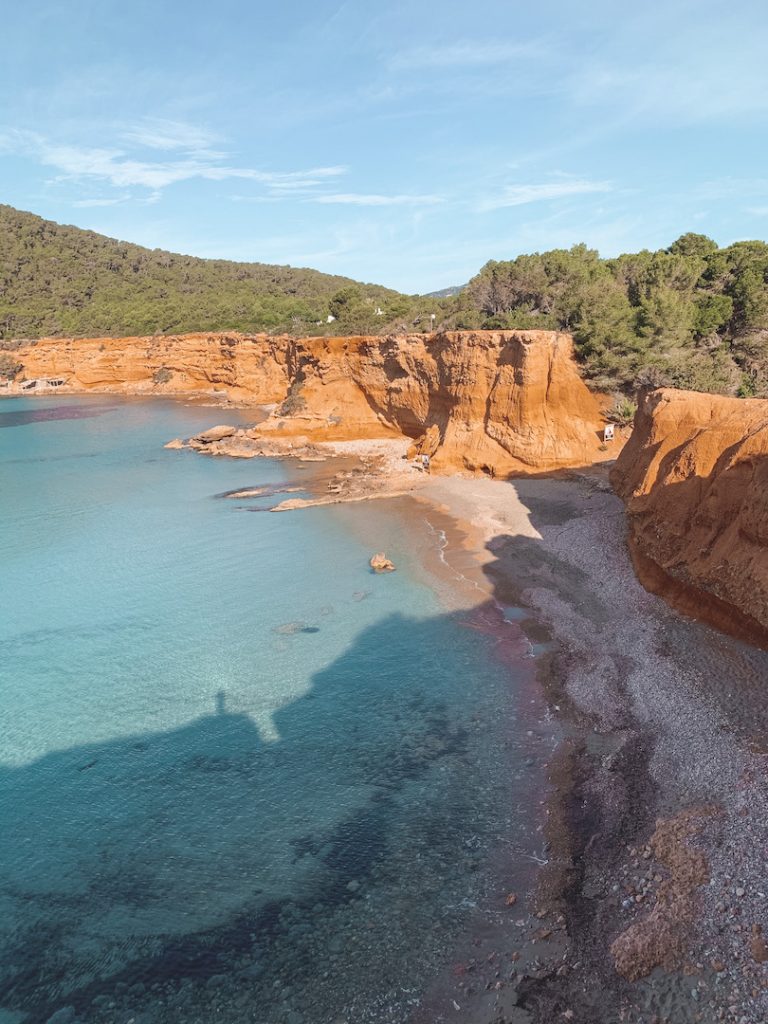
<box><xmin>370</xmin><ymin>552</ymin><xmax>396</xmax><ymax>573</ymax></box>
<box><xmin>45</xmin><ymin>1009</ymin><xmax>76</xmax><ymax>1024</ymax></box>
<box><xmin>272</xmin><ymin>621</ymin><xmax>319</xmax><ymax>635</ymax></box>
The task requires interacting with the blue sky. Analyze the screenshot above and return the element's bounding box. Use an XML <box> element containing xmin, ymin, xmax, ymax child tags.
<box><xmin>2</xmin><ymin>0</ymin><xmax>768</xmax><ymax>292</ymax></box>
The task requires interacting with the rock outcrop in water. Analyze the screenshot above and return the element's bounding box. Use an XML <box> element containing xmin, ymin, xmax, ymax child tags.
<box><xmin>8</xmin><ymin>330</ymin><xmax>609</xmax><ymax>476</ymax></box>
<box><xmin>370</xmin><ymin>553</ymin><xmax>396</xmax><ymax>574</ymax></box>
<box><xmin>611</xmin><ymin>387</ymin><xmax>768</xmax><ymax>645</ymax></box>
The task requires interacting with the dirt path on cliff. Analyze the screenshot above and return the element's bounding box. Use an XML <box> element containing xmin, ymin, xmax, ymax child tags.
<box><xmin>419</xmin><ymin>470</ymin><xmax>768</xmax><ymax>1024</ymax></box>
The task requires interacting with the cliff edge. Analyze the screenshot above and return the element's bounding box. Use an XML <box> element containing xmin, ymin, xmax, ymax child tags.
<box><xmin>611</xmin><ymin>388</ymin><xmax>768</xmax><ymax>645</ymax></box>
<box><xmin>6</xmin><ymin>330</ymin><xmax>611</xmax><ymax>476</ymax></box>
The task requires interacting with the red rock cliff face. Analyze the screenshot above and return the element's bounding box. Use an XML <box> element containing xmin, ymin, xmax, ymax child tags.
<box><xmin>8</xmin><ymin>330</ymin><xmax>609</xmax><ymax>475</ymax></box>
<box><xmin>8</xmin><ymin>332</ymin><xmax>293</xmax><ymax>403</ymax></box>
<box><xmin>611</xmin><ymin>387</ymin><xmax>768</xmax><ymax>645</ymax></box>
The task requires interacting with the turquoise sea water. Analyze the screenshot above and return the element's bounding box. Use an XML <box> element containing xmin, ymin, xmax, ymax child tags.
<box><xmin>0</xmin><ymin>397</ymin><xmax>537</xmax><ymax>1024</ymax></box>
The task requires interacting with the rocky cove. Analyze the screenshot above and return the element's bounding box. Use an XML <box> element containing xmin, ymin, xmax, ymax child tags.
<box><xmin>5</xmin><ymin>330</ymin><xmax>611</xmax><ymax>474</ymax></box>
<box><xmin>4</xmin><ymin>330</ymin><xmax>768</xmax><ymax>1023</ymax></box>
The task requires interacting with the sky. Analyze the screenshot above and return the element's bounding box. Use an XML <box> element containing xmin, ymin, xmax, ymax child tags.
<box><xmin>2</xmin><ymin>0</ymin><xmax>768</xmax><ymax>293</ymax></box>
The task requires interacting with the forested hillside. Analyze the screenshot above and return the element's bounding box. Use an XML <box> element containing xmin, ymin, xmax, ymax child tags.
<box><xmin>0</xmin><ymin>205</ymin><xmax>408</xmax><ymax>339</ymax></box>
<box><xmin>445</xmin><ymin>234</ymin><xmax>768</xmax><ymax>397</ymax></box>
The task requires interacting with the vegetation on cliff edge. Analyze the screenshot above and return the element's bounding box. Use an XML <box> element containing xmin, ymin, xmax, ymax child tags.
<box><xmin>450</xmin><ymin>235</ymin><xmax>768</xmax><ymax>397</ymax></box>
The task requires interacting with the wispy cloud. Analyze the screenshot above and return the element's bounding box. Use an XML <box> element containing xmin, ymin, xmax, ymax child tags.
<box><xmin>312</xmin><ymin>193</ymin><xmax>443</xmax><ymax>207</ymax></box>
<box><xmin>72</xmin><ymin>197</ymin><xmax>128</xmax><ymax>208</ymax></box>
<box><xmin>478</xmin><ymin>179</ymin><xmax>612</xmax><ymax>212</ymax></box>
<box><xmin>120</xmin><ymin>118</ymin><xmax>221</xmax><ymax>152</ymax></box>
<box><xmin>0</xmin><ymin>128</ymin><xmax>347</xmax><ymax>196</ymax></box>
<box><xmin>388</xmin><ymin>41</ymin><xmax>544</xmax><ymax>71</ymax></box>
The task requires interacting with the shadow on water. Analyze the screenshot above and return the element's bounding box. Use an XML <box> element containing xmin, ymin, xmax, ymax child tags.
<box><xmin>0</xmin><ymin>561</ymin><xmax>538</xmax><ymax>1024</ymax></box>
<box><xmin>0</xmin><ymin>405</ymin><xmax>117</xmax><ymax>428</ymax></box>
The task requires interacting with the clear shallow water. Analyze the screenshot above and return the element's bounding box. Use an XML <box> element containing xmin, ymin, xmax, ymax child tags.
<box><xmin>0</xmin><ymin>397</ymin><xmax>534</xmax><ymax>1024</ymax></box>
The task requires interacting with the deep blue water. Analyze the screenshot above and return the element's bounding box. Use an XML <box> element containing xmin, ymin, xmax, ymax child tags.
<box><xmin>0</xmin><ymin>397</ymin><xmax>534</xmax><ymax>1024</ymax></box>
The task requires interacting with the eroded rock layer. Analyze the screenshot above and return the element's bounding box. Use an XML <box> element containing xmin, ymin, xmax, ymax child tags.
<box><xmin>8</xmin><ymin>330</ymin><xmax>608</xmax><ymax>475</ymax></box>
<box><xmin>611</xmin><ymin>387</ymin><xmax>768</xmax><ymax>644</ymax></box>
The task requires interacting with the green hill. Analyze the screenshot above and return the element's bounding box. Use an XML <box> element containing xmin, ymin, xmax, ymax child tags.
<box><xmin>0</xmin><ymin>205</ymin><xmax>407</xmax><ymax>340</ymax></box>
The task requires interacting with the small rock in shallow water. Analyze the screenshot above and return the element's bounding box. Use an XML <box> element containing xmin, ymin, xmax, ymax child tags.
<box><xmin>273</xmin><ymin>621</ymin><xmax>308</xmax><ymax>635</ymax></box>
<box><xmin>369</xmin><ymin>552</ymin><xmax>395</xmax><ymax>573</ymax></box>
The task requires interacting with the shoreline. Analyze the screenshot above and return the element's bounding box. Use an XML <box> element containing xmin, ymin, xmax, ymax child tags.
<box><xmin>325</xmin><ymin>483</ymin><xmax>564</xmax><ymax>1024</ymax></box>
<box><xmin>407</xmin><ymin>471</ymin><xmax>768</xmax><ymax>1023</ymax></box>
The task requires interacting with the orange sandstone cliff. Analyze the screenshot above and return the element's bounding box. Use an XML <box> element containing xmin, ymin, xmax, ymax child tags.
<box><xmin>7</xmin><ymin>330</ymin><xmax>610</xmax><ymax>475</ymax></box>
<box><xmin>8</xmin><ymin>332</ymin><xmax>292</xmax><ymax>404</ymax></box>
<box><xmin>611</xmin><ymin>387</ymin><xmax>768</xmax><ymax>645</ymax></box>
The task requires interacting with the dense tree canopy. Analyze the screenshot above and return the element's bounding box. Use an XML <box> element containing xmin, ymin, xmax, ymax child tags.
<box><xmin>450</xmin><ymin>237</ymin><xmax>768</xmax><ymax>396</ymax></box>
<box><xmin>0</xmin><ymin>205</ymin><xmax>405</xmax><ymax>340</ymax></box>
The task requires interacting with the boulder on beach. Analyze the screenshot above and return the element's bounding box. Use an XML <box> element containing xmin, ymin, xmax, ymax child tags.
<box><xmin>370</xmin><ymin>552</ymin><xmax>395</xmax><ymax>573</ymax></box>
<box><xmin>407</xmin><ymin>423</ymin><xmax>441</xmax><ymax>461</ymax></box>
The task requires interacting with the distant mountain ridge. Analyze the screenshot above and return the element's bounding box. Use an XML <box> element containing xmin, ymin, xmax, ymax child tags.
<box><xmin>0</xmin><ymin>205</ymin><xmax>403</xmax><ymax>340</ymax></box>
<box><xmin>425</xmin><ymin>284</ymin><xmax>466</xmax><ymax>298</ymax></box>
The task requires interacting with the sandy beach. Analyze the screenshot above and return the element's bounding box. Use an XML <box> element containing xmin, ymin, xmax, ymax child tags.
<box><xmin>401</xmin><ymin>469</ymin><xmax>768</xmax><ymax>1024</ymax></box>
